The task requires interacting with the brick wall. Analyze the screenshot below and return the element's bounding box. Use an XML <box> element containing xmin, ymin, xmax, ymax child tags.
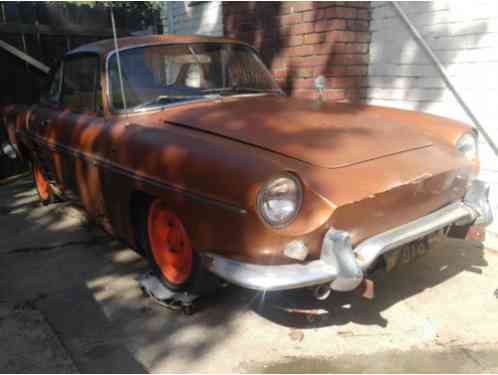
<box><xmin>223</xmin><ymin>1</ymin><xmax>371</xmax><ymax>102</ymax></box>
<box><xmin>367</xmin><ymin>1</ymin><xmax>498</xmax><ymax>248</ymax></box>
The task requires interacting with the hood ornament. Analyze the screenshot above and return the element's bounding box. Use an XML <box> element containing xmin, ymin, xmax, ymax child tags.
<box><xmin>311</xmin><ymin>75</ymin><xmax>326</xmax><ymax>108</ymax></box>
<box><xmin>314</xmin><ymin>75</ymin><xmax>326</xmax><ymax>103</ymax></box>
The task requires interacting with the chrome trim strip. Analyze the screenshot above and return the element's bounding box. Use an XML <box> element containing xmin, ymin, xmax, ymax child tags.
<box><xmin>354</xmin><ymin>201</ymin><xmax>476</xmax><ymax>271</ymax></box>
<box><xmin>204</xmin><ymin>180</ymin><xmax>492</xmax><ymax>292</ymax></box>
<box><xmin>463</xmin><ymin>179</ymin><xmax>493</xmax><ymax>226</ymax></box>
<box><xmin>324</xmin><ymin>229</ymin><xmax>363</xmax><ymax>292</ymax></box>
<box><xmin>204</xmin><ymin>256</ymin><xmax>339</xmax><ymax>292</ymax></box>
<box><xmin>25</xmin><ymin>131</ymin><xmax>247</xmax><ymax>215</ymax></box>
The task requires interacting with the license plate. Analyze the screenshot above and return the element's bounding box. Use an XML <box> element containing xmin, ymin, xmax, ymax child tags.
<box><xmin>384</xmin><ymin>239</ymin><xmax>430</xmax><ymax>272</ymax></box>
<box><xmin>384</xmin><ymin>228</ymin><xmax>448</xmax><ymax>272</ymax></box>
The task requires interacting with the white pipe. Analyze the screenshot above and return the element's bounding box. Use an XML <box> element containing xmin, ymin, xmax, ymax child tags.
<box><xmin>0</xmin><ymin>39</ymin><xmax>50</xmax><ymax>74</ymax></box>
<box><xmin>391</xmin><ymin>1</ymin><xmax>498</xmax><ymax>157</ymax></box>
<box><xmin>167</xmin><ymin>2</ymin><xmax>174</xmax><ymax>33</ymax></box>
<box><xmin>109</xmin><ymin>6</ymin><xmax>129</xmax><ymax>125</ymax></box>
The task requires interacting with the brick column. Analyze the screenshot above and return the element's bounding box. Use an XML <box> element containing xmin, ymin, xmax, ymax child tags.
<box><xmin>223</xmin><ymin>1</ymin><xmax>371</xmax><ymax>102</ymax></box>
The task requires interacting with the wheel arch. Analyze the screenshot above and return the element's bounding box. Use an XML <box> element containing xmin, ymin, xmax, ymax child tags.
<box><xmin>129</xmin><ymin>189</ymin><xmax>154</xmax><ymax>253</ymax></box>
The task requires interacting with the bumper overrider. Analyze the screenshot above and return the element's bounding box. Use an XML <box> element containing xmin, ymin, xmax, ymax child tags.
<box><xmin>204</xmin><ymin>179</ymin><xmax>493</xmax><ymax>292</ymax></box>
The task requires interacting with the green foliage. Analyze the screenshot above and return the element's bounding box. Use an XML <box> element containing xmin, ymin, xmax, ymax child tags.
<box><xmin>43</xmin><ymin>1</ymin><xmax>162</xmax><ymax>27</ymax></box>
<box><xmin>45</xmin><ymin>2</ymin><xmax>162</xmax><ymax>11</ymax></box>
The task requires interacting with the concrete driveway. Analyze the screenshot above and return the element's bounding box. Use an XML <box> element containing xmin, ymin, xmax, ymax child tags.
<box><xmin>1</xmin><ymin>174</ymin><xmax>498</xmax><ymax>373</ymax></box>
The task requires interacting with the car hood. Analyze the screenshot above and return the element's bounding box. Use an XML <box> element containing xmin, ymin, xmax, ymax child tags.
<box><xmin>157</xmin><ymin>96</ymin><xmax>433</xmax><ymax>169</ymax></box>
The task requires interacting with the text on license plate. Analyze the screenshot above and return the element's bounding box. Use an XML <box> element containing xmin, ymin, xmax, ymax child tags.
<box><xmin>383</xmin><ymin>240</ymin><xmax>430</xmax><ymax>272</ymax></box>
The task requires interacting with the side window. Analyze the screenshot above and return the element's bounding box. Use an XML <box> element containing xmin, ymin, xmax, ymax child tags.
<box><xmin>62</xmin><ymin>55</ymin><xmax>102</xmax><ymax>114</ymax></box>
<box><xmin>42</xmin><ymin>64</ymin><xmax>63</xmax><ymax>104</ymax></box>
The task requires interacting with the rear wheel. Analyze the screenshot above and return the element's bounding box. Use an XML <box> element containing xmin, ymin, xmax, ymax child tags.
<box><xmin>32</xmin><ymin>161</ymin><xmax>56</xmax><ymax>205</ymax></box>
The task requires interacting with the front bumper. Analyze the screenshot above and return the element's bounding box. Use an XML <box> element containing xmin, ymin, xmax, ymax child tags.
<box><xmin>204</xmin><ymin>179</ymin><xmax>493</xmax><ymax>292</ymax></box>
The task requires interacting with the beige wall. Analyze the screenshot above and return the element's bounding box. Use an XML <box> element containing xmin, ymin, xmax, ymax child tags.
<box><xmin>161</xmin><ymin>1</ymin><xmax>223</xmax><ymax>36</ymax></box>
<box><xmin>366</xmin><ymin>1</ymin><xmax>498</xmax><ymax>247</ymax></box>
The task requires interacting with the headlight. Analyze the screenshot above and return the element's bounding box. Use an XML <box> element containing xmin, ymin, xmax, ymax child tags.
<box><xmin>257</xmin><ymin>174</ymin><xmax>303</xmax><ymax>227</ymax></box>
<box><xmin>456</xmin><ymin>132</ymin><xmax>478</xmax><ymax>161</ymax></box>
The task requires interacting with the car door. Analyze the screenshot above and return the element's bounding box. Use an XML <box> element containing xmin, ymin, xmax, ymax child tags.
<box><xmin>51</xmin><ymin>53</ymin><xmax>108</xmax><ymax>217</ymax></box>
<box><xmin>26</xmin><ymin>63</ymin><xmax>64</xmax><ymax>185</ymax></box>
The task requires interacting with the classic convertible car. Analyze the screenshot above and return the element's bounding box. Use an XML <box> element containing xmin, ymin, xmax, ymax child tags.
<box><xmin>1</xmin><ymin>35</ymin><xmax>493</xmax><ymax>299</ymax></box>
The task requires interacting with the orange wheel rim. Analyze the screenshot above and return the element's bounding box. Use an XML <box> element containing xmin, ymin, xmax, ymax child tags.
<box><xmin>147</xmin><ymin>200</ymin><xmax>192</xmax><ymax>285</ymax></box>
<box><xmin>33</xmin><ymin>163</ymin><xmax>49</xmax><ymax>200</ymax></box>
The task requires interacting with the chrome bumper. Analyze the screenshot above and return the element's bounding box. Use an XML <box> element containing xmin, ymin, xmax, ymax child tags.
<box><xmin>204</xmin><ymin>179</ymin><xmax>493</xmax><ymax>292</ymax></box>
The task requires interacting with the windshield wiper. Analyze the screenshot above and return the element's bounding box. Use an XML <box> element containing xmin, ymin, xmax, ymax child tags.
<box><xmin>133</xmin><ymin>94</ymin><xmax>221</xmax><ymax>111</ymax></box>
<box><xmin>203</xmin><ymin>87</ymin><xmax>283</xmax><ymax>95</ymax></box>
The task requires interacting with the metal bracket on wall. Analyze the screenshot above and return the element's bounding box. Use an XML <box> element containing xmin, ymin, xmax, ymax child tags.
<box><xmin>391</xmin><ymin>1</ymin><xmax>498</xmax><ymax>158</ymax></box>
<box><xmin>0</xmin><ymin>39</ymin><xmax>50</xmax><ymax>74</ymax></box>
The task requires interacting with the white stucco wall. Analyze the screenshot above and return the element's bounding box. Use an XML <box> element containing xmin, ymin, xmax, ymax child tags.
<box><xmin>161</xmin><ymin>1</ymin><xmax>223</xmax><ymax>36</ymax></box>
<box><xmin>367</xmin><ymin>1</ymin><xmax>498</xmax><ymax>247</ymax></box>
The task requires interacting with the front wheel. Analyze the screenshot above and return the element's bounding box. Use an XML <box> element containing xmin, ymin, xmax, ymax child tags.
<box><xmin>143</xmin><ymin>199</ymin><xmax>194</xmax><ymax>291</ymax></box>
<box><xmin>136</xmin><ymin>196</ymin><xmax>221</xmax><ymax>295</ymax></box>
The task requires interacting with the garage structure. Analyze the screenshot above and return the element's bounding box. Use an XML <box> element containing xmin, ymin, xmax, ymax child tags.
<box><xmin>0</xmin><ymin>2</ymin><xmax>161</xmax><ymax>106</ymax></box>
<box><xmin>0</xmin><ymin>2</ymin><xmax>160</xmax><ymax>178</ymax></box>
<box><xmin>366</xmin><ymin>1</ymin><xmax>498</xmax><ymax>248</ymax></box>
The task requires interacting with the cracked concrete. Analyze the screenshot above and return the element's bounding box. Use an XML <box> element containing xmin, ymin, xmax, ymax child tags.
<box><xmin>0</xmin><ymin>303</ymin><xmax>77</xmax><ymax>373</ymax></box>
<box><xmin>1</xmin><ymin>175</ymin><xmax>498</xmax><ymax>373</ymax></box>
<box><xmin>5</xmin><ymin>238</ymin><xmax>106</xmax><ymax>255</ymax></box>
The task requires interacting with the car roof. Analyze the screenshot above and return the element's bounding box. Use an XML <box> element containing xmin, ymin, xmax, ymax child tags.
<box><xmin>66</xmin><ymin>34</ymin><xmax>252</xmax><ymax>58</ymax></box>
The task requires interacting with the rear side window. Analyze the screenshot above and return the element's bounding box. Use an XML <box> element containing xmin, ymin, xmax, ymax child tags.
<box><xmin>62</xmin><ymin>55</ymin><xmax>101</xmax><ymax>114</ymax></box>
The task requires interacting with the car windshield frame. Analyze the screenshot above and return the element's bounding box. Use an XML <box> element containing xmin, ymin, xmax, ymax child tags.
<box><xmin>105</xmin><ymin>42</ymin><xmax>284</xmax><ymax>114</ymax></box>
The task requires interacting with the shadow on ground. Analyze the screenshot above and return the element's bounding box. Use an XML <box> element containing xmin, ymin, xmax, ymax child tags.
<box><xmin>0</xmin><ymin>175</ymin><xmax>492</xmax><ymax>373</ymax></box>
<box><xmin>248</xmin><ymin>239</ymin><xmax>486</xmax><ymax>329</ymax></box>
<box><xmin>0</xmin><ymin>176</ymin><xmax>249</xmax><ymax>372</ymax></box>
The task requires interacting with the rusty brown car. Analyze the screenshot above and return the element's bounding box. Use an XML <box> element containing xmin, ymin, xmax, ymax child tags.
<box><xmin>1</xmin><ymin>35</ymin><xmax>493</xmax><ymax>300</ymax></box>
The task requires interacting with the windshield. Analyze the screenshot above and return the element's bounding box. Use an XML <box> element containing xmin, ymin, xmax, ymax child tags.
<box><xmin>107</xmin><ymin>43</ymin><xmax>282</xmax><ymax>112</ymax></box>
